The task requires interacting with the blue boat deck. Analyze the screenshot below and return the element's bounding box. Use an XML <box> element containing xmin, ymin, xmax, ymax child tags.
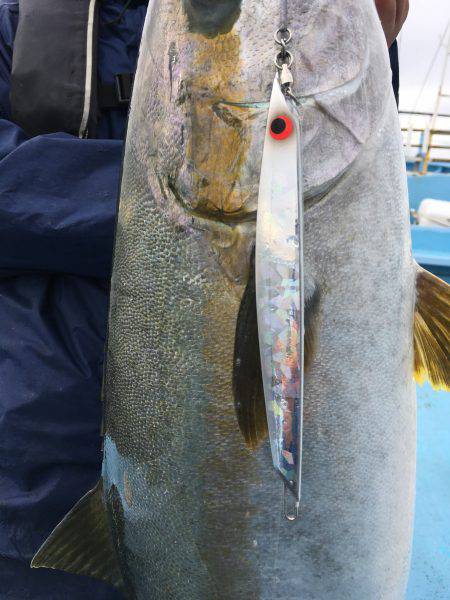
<box><xmin>407</xmin><ymin>173</ymin><xmax>450</xmax><ymax>599</ymax></box>
<box><xmin>408</xmin><ymin>385</ymin><xmax>450</xmax><ymax>600</ymax></box>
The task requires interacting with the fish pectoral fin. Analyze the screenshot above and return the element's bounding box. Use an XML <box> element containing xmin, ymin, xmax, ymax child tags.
<box><xmin>414</xmin><ymin>266</ymin><xmax>450</xmax><ymax>391</ymax></box>
<box><xmin>304</xmin><ymin>285</ymin><xmax>320</xmax><ymax>372</ymax></box>
<box><xmin>31</xmin><ymin>480</ymin><xmax>124</xmax><ymax>591</ymax></box>
<box><xmin>233</xmin><ymin>249</ymin><xmax>268</xmax><ymax>450</ymax></box>
<box><xmin>233</xmin><ymin>249</ymin><xmax>320</xmax><ymax>450</ymax></box>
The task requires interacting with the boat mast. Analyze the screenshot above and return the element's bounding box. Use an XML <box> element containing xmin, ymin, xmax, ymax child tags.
<box><xmin>422</xmin><ymin>22</ymin><xmax>450</xmax><ymax>174</ymax></box>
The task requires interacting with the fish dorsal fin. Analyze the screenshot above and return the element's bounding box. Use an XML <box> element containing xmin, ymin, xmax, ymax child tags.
<box><xmin>414</xmin><ymin>266</ymin><xmax>450</xmax><ymax>391</ymax></box>
<box><xmin>31</xmin><ymin>480</ymin><xmax>124</xmax><ymax>590</ymax></box>
<box><xmin>233</xmin><ymin>250</ymin><xmax>319</xmax><ymax>450</ymax></box>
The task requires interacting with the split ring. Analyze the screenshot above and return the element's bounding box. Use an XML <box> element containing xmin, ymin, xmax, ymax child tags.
<box><xmin>274</xmin><ymin>27</ymin><xmax>292</xmax><ymax>45</ymax></box>
<box><xmin>274</xmin><ymin>50</ymin><xmax>293</xmax><ymax>69</ymax></box>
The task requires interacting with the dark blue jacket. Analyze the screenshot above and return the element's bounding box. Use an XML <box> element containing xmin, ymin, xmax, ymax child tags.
<box><xmin>0</xmin><ymin>2</ymin><xmax>147</xmax><ymax>597</ymax></box>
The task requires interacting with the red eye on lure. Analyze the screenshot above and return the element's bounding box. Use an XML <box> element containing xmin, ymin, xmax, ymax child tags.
<box><xmin>270</xmin><ymin>115</ymin><xmax>293</xmax><ymax>140</ymax></box>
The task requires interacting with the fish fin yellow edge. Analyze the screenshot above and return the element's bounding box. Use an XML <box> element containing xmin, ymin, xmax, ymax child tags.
<box><xmin>31</xmin><ymin>479</ymin><xmax>125</xmax><ymax>591</ymax></box>
<box><xmin>414</xmin><ymin>264</ymin><xmax>450</xmax><ymax>392</ymax></box>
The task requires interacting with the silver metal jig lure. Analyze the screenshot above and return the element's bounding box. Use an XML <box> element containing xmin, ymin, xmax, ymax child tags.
<box><xmin>255</xmin><ymin>19</ymin><xmax>304</xmax><ymax>521</ymax></box>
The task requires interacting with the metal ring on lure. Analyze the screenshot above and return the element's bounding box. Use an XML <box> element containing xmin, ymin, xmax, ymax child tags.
<box><xmin>274</xmin><ymin>50</ymin><xmax>293</xmax><ymax>69</ymax></box>
<box><xmin>274</xmin><ymin>27</ymin><xmax>292</xmax><ymax>45</ymax></box>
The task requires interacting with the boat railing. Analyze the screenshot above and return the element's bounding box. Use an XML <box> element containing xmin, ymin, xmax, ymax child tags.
<box><xmin>400</xmin><ymin>110</ymin><xmax>450</xmax><ymax>173</ymax></box>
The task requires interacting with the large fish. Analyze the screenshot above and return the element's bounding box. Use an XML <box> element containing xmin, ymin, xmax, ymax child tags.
<box><xmin>32</xmin><ymin>0</ymin><xmax>450</xmax><ymax>598</ymax></box>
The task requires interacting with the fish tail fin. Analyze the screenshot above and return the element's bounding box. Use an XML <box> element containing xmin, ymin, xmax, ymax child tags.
<box><xmin>414</xmin><ymin>265</ymin><xmax>450</xmax><ymax>391</ymax></box>
<box><xmin>31</xmin><ymin>480</ymin><xmax>124</xmax><ymax>590</ymax></box>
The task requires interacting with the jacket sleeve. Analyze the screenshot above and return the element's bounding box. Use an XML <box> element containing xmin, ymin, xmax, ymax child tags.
<box><xmin>0</xmin><ymin>2</ymin><xmax>122</xmax><ymax>280</ymax></box>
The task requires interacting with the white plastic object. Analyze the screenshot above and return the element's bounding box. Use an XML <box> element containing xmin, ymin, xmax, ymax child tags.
<box><xmin>417</xmin><ymin>199</ymin><xmax>450</xmax><ymax>228</ymax></box>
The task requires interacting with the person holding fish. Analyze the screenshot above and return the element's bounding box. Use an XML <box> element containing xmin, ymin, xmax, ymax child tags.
<box><xmin>0</xmin><ymin>1</ymin><xmax>147</xmax><ymax>598</ymax></box>
<box><xmin>376</xmin><ymin>0</ymin><xmax>409</xmax><ymax>46</ymax></box>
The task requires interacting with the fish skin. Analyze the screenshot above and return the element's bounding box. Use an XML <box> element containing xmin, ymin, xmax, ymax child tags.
<box><xmin>102</xmin><ymin>0</ymin><xmax>416</xmax><ymax>598</ymax></box>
